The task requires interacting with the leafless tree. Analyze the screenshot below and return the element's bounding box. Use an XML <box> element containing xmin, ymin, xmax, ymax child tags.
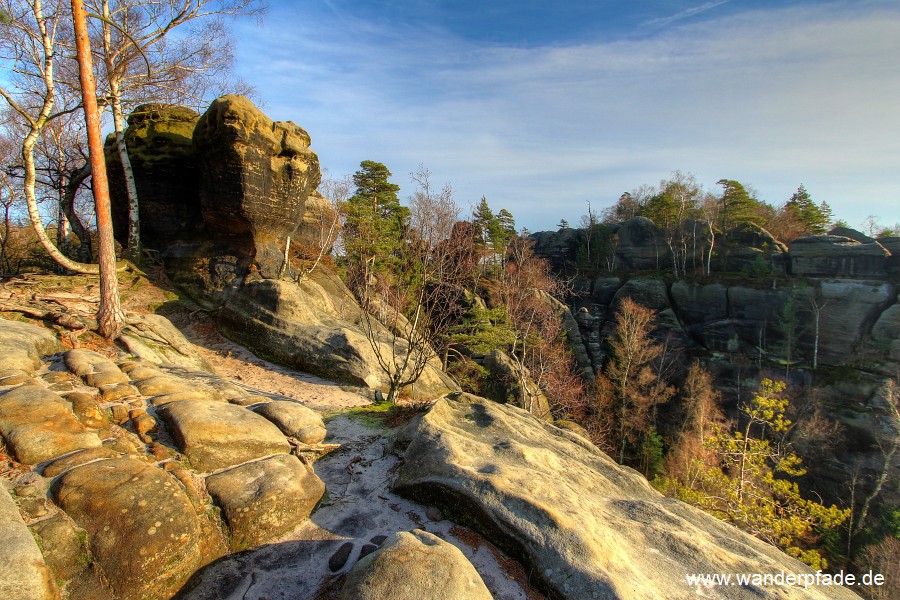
<box><xmin>358</xmin><ymin>166</ymin><xmax>465</xmax><ymax>402</ymax></box>
<box><xmin>87</xmin><ymin>0</ymin><xmax>263</xmax><ymax>263</ymax></box>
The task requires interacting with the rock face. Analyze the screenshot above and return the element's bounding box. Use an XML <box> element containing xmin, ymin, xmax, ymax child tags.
<box><xmin>0</xmin><ymin>314</ymin><xmax>333</xmax><ymax>599</ymax></box>
<box><xmin>105</xmin><ymin>104</ymin><xmax>202</xmax><ymax>249</ymax></box>
<box><xmin>790</xmin><ymin>235</ymin><xmax>890</xmax><ymax>278</ymax></box>
<box><xmin>159</xmin><ymin>398</ymin><xmax>291</xmax><ymax>472</ymax></box>
<box><xmin>205</xmin><ymin>455</ymin><xmax>325</xmax><ymax>550</ymax></box>
<box><xmin>0</xmin><ymin>488</ymin><xmax>56</xmax><ymax>600</ymax></box>
<box><xmin>341</xmin><ymin>529</ymin><xmax>493</xmax><ymax>600</ymax></box>
<box><xmin>481</xmin><ymin>349</ymin><xmax>552</xmax><ymax>420</ymax></box>
<box><xmin>394</xmin><ymin>395</ymin><xmax>859</xmax><ymax>600</ymax></box>
<box><xmin>51</xmin><ymin>457</ymin><xmax>207</xmax><ymax>600</ymax></box>
<box><xmin>614</xmin><ymin>216</ymin><xmax>670</xmax><ymax>271</ymax></box>
<box><xmin>720</xmin><ymin>222</ymin><xmax>787</xmax><ymax>272</ymax></box>
<box><xmin>0</xmin><ymin>318</ymin><xmax>63</xmax><ymax>373</ymax></box>
<box><xmin>0</xmin><ymin>386</ymin><xmax>101</xmax><ymax>464</ymax></box>
<box><xmin>194</xmin><ymin>94</ymin><xmax>321</xmax><ymax>279</ymax></box>
<box><xmin>218</xmin><ymin>275</ymin><xmax>457</xmax><ymax>399</ymax></box>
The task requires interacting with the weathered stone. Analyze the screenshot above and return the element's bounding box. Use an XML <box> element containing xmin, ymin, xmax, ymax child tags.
<box><xmin>394</xmin><ymin>395</ymin><xmax>859</xmax><ymax>600</ymax></box>
<box><xmin>42</xmin><ymin>445</ymin><xmax>128</xmax><ymax>478</ymax></box>
<box><xmin>119</xmin><ymin>313</ymin><xmax>214</xmax><ymax>373</ymax></box>
<box><xmin>66</xmin><ymin>391</ymin><xmax>108</xmax><ymax>430</ymax></box>
<box><xmin>124</xmin><ymin>365</ymin><xmax>165</xmax><ymax>382</ymax></box>
<box><xmin>828</xmin><ymin>226</ymin><xmax>875</xmax><ymax>244</ymax></box>
<box><xmin>482</xmin><ymin>349</ymin><xmax>552</xmax><ymax>421</ymax></box>
<box><xmin>615</xmin><ymin>216</ymin><xmax>670</xmax><ymax>271</ymax></box>
<box><xmin>106</xmin><ymin>103</ymin><xmax>202</xmax><ymax>248</ymax></box>
<box><xmin>51</xmin><ymin>457</ymin><xmax>207</xmax><ymax>600</ymax></box>
<box><xmin>341</xmin><ymin>529</ymin><xmax>492</xmax><ymax>600</ymax></box>
<box><xmin>0</xmin><ymin>487</ymin><xmax>57</xmax><ymax>599</ymax></box>
<box><xmin>591</xmin><ymin>276</ymin><xmax>622</xmax><ymax>307</ymax></box>
<box><xmin>811</xmin><ymin>280</ymin><xmax>896</xmax><ymax>365</ymax></box>
<box><xmin>158</xmin><ymin>399</ymin><xmax>290</xmax><ymax>472</ymax></box>
<box><xmin>134</xmin><ymin>375</ymin><xmax>221</xmax><ymax>402</ymax></box>
<box><xmin>720</xmin><ymin>222</ymin><xmax>787</xmax><ymax>272</ymax></box>
<box><xmin>30</xmin><ymin>515</ymin><xmax>89</xmax><ymax>581</ymax></box>
<box><xmin>194</xmin><ymin>95</ymin><xmax>320</xmax><ymax>279</ymax></box>
<box><xmin>0</xmin><ymin>317</ymin><xmax>63</xmax><ymax>374</ymax></box>
<box><xmin>250</xmin><ymin>400</ymin><xmax>326</xmax><ymax>443</ymax></box>
<box><xmin>0</xmin><ymin>386</ymin><xmax>101</xmax><ymax>465</ymax></box>
<box><xmin>99</xmin><ymin>382</ymin><xmax>139</xmax><ymax>401</ymax></box>
<box><xmin>218</xmin><ymin>275</ymin><xmax>456</xmax><ymax>399</ymax></box>
<box><xmin>611</xmin><ymin>277</ymin><xmax>670</xmax><ymax>312</ymax></box>
<box><xmin>790</xmin><ymin>235</ymin><xmax>890</xmax><ymax>278</ymax></box>
<box><xmin>205</xmin><ymin>454</ymin><xmax>324</xmax><ymax>549</ymax></box>
<box><xmin>63</xmin><ymin>348</ymin><xmax>130</xmax><ymax>388</ymax></box>
<box><xmin>669</xmin><ymin>281</ymin><xmax>728</xmax><ymax>324</ymax></box>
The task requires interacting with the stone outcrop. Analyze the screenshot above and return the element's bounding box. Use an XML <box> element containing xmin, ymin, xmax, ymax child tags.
<box><xmin>720</xmin><ymin>222</ymin><xmax>787</xmax><ymax>272</ymax></box>
<box><xmin>193</xmin><ymin>95</ymin><xmax>321</xmax><ymax>279</ymax></box>
<box><xmin>159</xmin><ymin>399</ymin><xmax>291</xmax><ymax>472</ymax></box>
<box><xmin>614</xmin><ymin>216</ymin><xmax>670</xmax><ymax>271</ymax></box>
<box><xmin>789</xmin><ymin>235</ymin><xmax>890</xmax><ymax>278</ymax></box>
<box><xmin>217</xmin><ymin>274</ymin><xmax>457</xmax><ymax>399</ymax></box>
<box><xmin>51</xmin><ymin>457</ymin><xmax>208</xmax><ymax>600</ymax></box>
<box><xmin>341</xmin><ymin>529</ymin><xmax>493</xmax><ymax>600</ymax></box>
<box><xmin>0</xmin><ymin>315</ymin><xmax>330</xmax><ymax>599</ymax></box>
<box><xmin>0</xmin><ymin>318</ymin><xmax>63</xmax><ymax>373</ymax></box>
<box><xmin>105</xmin><ymin>104</ymin><xmax>202</xmax><ymax>249</ymax></box>
<box><xmin>393</xmin><ymin>395</ymin><xmax>860</xmax><ymax>600</ymax></box>
<box><xmin>251</xmin><ymin>400</ymin><xmax>327</xmax><ymax>443</ymax></box>
<box><xmin>0</xmin><ymin>488</ymin><xmax>56</xmax><ymax>600</ymax></box>
<box><xmin>205</xmin><ymin>455</ymin><xmax>325</xmax><ymax>550</ymax></box>
<box><xmin>481</xmin><ymin>349</ymin><xmax>552</xmax><ymax>420</ymax></box>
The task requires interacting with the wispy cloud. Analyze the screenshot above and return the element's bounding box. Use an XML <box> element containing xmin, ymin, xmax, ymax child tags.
<box><xmin>234</xmin><ymin>2</ymin><xmax>900</xmax><ymax>231</ymax></box>
<box><xmin>641</xmin><ymin>1</ymin><xmax>730</xmax><ymax>30</ymax></box>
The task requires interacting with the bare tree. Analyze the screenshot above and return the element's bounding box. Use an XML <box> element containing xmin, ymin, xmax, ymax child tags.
<box><xmin>358</xmin><ymin>166</ymin><xmax>464</xmax><ymax>402</ymax></box>
<box><xmin>71</xmin><ymin>0</ymin><xmax>123</xmax><ymax>337</ymax></box>
<box><xmin>0</xmin><ymin>0</ymin><xmax>100</xmax><ymax>273</ymax></box>
<box><xmin>88</xmin><ymin>0</ymin><xmax>262</xmax><ymax>263</ymax></box>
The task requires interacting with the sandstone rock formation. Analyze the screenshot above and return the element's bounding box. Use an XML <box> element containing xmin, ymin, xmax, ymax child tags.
<box><xmin>789</xmin><ymin>235</ymin><xmax>890</xmax><ymax>278</ymax></box>
<box><xmin>393</xmin><ymin>394</ymin><xmax>860</xmax><ymax>600</ymax></box>
<box><xmin>0</xmin><ymin>314</ymin><xmax>328</xmax><ymax>599</ymax></box>
<box><xmin>217</xmin><ymin>274</ymin><xmax>457</xmax><ymax>399</ymax></box>
<box><xmin>105</xmin><ymin>104</ymin><xmax>202</xmax><ymax>249</ymax></box>
<box><xmin>614</xmin><ymin>216</ymin><xmax>670</xmax><ymax>271</ymax></box>
<box><xmin>341</xmin><ymin>529</ymin><xmax>493</xmax><ymax>600</ymax></box>
<box><xmin>194</xmin><ymin>95</ymin><xmax>321</xmax><ymax>279</ymax></box>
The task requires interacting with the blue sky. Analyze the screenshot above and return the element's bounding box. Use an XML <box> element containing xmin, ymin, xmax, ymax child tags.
<box><xmin>232</xmin><ymin>0</ymin><xmax>900</xmax><ymax>233</ymax></box>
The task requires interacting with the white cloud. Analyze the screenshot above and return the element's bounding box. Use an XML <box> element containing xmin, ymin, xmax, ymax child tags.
<box><xmin>234</xmin><ymin>2</ymin><xmax>900</xmax><ymax>231</ymax></box>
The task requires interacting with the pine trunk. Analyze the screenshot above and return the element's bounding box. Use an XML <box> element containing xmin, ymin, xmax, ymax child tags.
<box><xmin>72</xmin><ymin>0</ymin><xmax>124</xmax><ymax>339</ymax></box>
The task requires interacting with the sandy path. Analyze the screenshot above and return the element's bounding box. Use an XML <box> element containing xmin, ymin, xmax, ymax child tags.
<box><xmin>171</xmin><ymin>312</ymin><xmax>372</xmax><ymax>413</ymax></box>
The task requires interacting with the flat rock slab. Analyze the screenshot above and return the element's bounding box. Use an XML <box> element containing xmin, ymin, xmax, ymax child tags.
<box><xmin>0</xmin><ymin>385</ymin><xmax>101</xmax><ymax>464</ymax></box>
<box><xmin>393</xmin><ymin>395</ymin><xmax>861</xmax><ymax>600</ymax></box>
<box><xmin>0</xmin><ymin>487</ymin><xmax>57</xmax><ymax>599</ymax></box>
<box><xmin>51</xmin><ymin>457</ymin><xmax>206</xmax><ymax>600</ymax></box>
<box><xmin>0</xmin><ymin>317</ymin><xmax>63</xmax><ymax>374</ymax></box>
<box><xmin>251</xmin><ymin>400</ymin><xmax>326</xmax><ymax>443</ymax></box>
<box><xmin>205</xmin><ymin>454</ymin><xmax>325</xmax><ymax>550</ymax></box>
<box><xmin>159</xmin><ymin>399</ymin><xmax>290</xmax><ymax>472</ymax></box>
<box><xmin>341</xmin><ymin>529</ymin><xmax>492</xmax><ymax>600</ymax></box>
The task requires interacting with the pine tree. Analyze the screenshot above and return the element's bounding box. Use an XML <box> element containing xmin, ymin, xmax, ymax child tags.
<box><xmin>342</xmin><ymin>160</ymin><xmax>409</xmax><ymax>283</ymax></box>
<box><xmin>717</xmin><ymin>179</ymin><xmax>759</xmax><ymax>231</ymax></box>
<box><xmin>785</xmin><ymin>185</ymin><xmax>829</xmax><ymax>235</ymax></box>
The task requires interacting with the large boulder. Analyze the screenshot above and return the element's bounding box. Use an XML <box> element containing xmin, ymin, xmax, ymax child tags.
<box><xmin>614</xmin><ymin>216</ymin><xmax>670</xmax><ymax>271</ymax></box>
<box><xmin>482</xmin><ymin>349</ymin><xmax>552</xmax><ymax>420</ymax></box>
<box><xmin>0</xmin><ymin>488</ymin><xmax>57</xmax><ymax>600</ymax></box>
<box><xmin>340</xmin><ymin>529</ymin><xmax>493</xmax><ymax>600</ymax></box>
<box><xmin>193</xmin><ymin>95</ymin><xmax>321</xmax><ymax>279</ymax></box>
<box><xmin>51</xmin><ymin>457</ymin><xmax>211</xmax><ymax>600</ymax></box>
<box><xmin>158</xmin><ymin>398</ymin><xmax>291</xmax><ymax>472</ymax></box>
<box><xmin>789</xmin><ymin>235</ymin><xmax>890</xmax><ymax>278</ymax></box>
<box><xmin>719</xmin><ymin>222</ymin><xmax>787</xmax><ymax>273</ymax></box>
<box><xmin>105</xmin><ymin>104</ymin><xmax>202</xmax><ymax>249</ymax></box>
<box><xmin>0</xmin><ymin>386</ymin><xmax>102</xmax><ymax>465</ymax></box>
<box><xmin>393</xmin><ymin>395</ymin><xmax>858</xmax><ymax>600</ymax></box>
<box><xmin>810</xmin><ymin>280</ymin><xmax>896</xmax><ymax>365</ymax></box>
<box><xmin>205</xmin><ymin>455</ymin><xmax>325</xmax><ymax>550</ymax></box>
<box><xmin>118</xmin><ymin>313</ymin><xmax>214</xmax><ymax>373</ymax></box>
<box><xmin>0</xmin><ymin>317</ymin><xmax>63</xmax><ymax>374</ymax></box>
<box><xmin>217</xmin><ymin>274</ymin><xmax>457</xmax><ymax>399</ymax></box>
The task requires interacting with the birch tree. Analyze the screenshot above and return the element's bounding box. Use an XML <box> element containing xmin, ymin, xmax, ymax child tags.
<box><xmin>87</xmin><ymin>0</ymin><xmax>262</xmax><ymax>263</ymax></box>
<box><xmin>0</xmin><ymin>0</ymin><xmax>100</xmax><ymax>273</ymax></box>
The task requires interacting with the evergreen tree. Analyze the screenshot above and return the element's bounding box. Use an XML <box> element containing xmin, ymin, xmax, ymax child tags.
<box><xmin>472</xmin><ymin>196</ymin><xmax>495</xmax><ymax>248</ymax></box>
<box><xmin>785</xmin><ymin>185</ymin><xmax>830</xmax><ymax>235</ymax></box>
<box><xmin>717</xmin><ymin>179</ymin><xmax>759</xmax><ymax>231</ymax></box>
<box><xmin>343</xmin><ymin>160</ymin><xmax>409</xmax><ymax>282</ymax></box>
